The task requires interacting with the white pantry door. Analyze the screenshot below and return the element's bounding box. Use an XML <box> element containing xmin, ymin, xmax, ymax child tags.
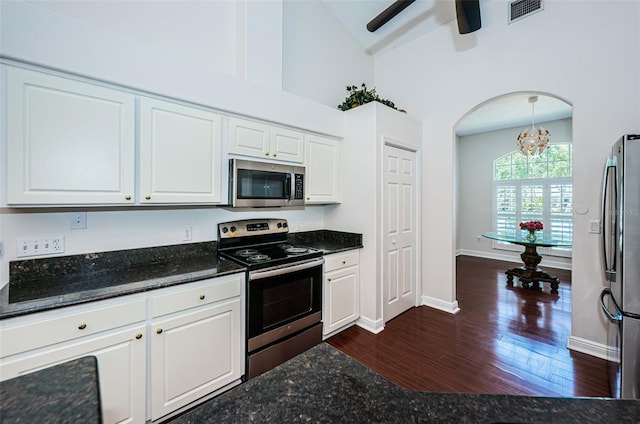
<box><xmin>383</xmin><ymin>143</ymin><xmax>417</xmax><ymax>322</ymax></box>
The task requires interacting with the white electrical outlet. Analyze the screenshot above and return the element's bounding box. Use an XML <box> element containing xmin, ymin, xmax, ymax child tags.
<box><xmin>17</xmin><ymin>236</ymin><xmax>65</xmax><ymax>257</ymax></box>
<box><xmin>70</xmin><ymin>212</ymin><xmax>87</xmax><ymax>229</ymax></box>
<box><xmin>183</xmin><ymin>227</ymin><xmax>192</xmax><ymax>241</ymax></box>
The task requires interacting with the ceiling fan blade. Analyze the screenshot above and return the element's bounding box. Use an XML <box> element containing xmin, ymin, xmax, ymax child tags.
<box><xmin>367</xmin><ymin>0</ymin><xmax>416</xmax><ymax>33</ymax></box>
<box><xmin>456</xmin><ymin>0</ymin><xmax>482</xmax><ymax>34</ymax></box>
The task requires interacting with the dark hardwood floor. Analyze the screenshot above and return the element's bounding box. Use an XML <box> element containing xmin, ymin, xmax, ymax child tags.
<box><xmin>328</xmin><ymin>255</ymin><xmax>611</xmax><ymax>398</ymax></box>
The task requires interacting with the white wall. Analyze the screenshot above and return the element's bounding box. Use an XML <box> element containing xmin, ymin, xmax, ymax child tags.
<box><xmin>20</xmin><ymin>0</ymin><xmax>376</xmax><ymax>112</ymax></box>
<box><xmin>282</xmin><ymin>1</ymin><xmax>375</xmax><ymax>109</ymax></box>
<box><xmin>24</xmin><ymin>0</ymin><xmax>285</xmax><ymax>90</ymax></box>
<box><xmin>374</xmin><ymin>0</ymin><xmax>640</xmax><ymax>356</ymax></box>
<box><xmin>0</xmin><ymin>0</ymin><xmax>375</xmax><ymax>288</ymax></box>
<box><xmin>457</xmin><ymin>117</ymin><xmax>572</xmax><ymax>269</ymax></box>
<box><xmin>0</xmin><ymin>0</ymin><xmax>345</xmax><ymax>135</ymax></box>
<box><xmin>324</xmin><ymin>102</ymin><xmax>422</xmax><ymax>332</ymax></box>
<box><xmin>2</xmin><ymin>206</ymin><xmax>325</xmax><ymax>277</ymax></box>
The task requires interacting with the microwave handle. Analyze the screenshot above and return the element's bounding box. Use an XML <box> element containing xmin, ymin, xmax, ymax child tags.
<box><xmin>285</xmin><ymin>173</ymin><xmax>292</xmax><ymax>201</ymax></box>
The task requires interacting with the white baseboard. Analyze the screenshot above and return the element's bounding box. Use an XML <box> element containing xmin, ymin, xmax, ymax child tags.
<box><xmin>355</xmin><ymin>315</ymin><xmax>384</xmax><ymax>334</ymax></box>
<box><xmin>457</xmin><ymin>249</ymin><xmax>572</xmax><ymax>271</ymax></box>
<box><xmin>567</xmin><ymin>335</ymin><xmax>618</xmax><ymax>361</ymax></box>
<box><xmin>421</xmin><ymin>295</ymin><xmax>461</xmax><ymax>314</ymax></box>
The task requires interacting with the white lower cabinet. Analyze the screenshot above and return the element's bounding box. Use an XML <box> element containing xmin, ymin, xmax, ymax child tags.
<box><xmin>0</xmin><ymin>297</ymin><xmax>147</xmax><ymax>424</ymax></box>
<box><xmin>149</xmin><ymin>292</ymin><xmax>242</xmax><ymax>420</ymax></box>
<box><xmin>0</xmin><ymin>273</ymin><xmax>245</xmax><ymax>424</ymax></box>
<box><xmin>323</xmin><ymin>250</ymin><xmax>360</xmax><ymax>337</ymax></box>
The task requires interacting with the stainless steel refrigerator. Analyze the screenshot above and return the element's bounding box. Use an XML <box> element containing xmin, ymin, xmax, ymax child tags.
<box><xmin>600</xmin><ymin>133</ymin><xmax>640</xmax><ymax>399</ymax></box>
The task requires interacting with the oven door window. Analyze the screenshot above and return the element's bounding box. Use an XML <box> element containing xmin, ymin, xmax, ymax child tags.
<box><xmin>238</xmin><ymin>169</ymin><xmax>290</xmax><ymax>200</ymax></box>
<box><xmin>248</xmin><ymin>265</ymin><xmax>322</xmax><ymax>338</ymax></box>
<box><xmin>263</xmin><ymin>278</ymin><xmax>312</xmax><ymax>328</ymax></box>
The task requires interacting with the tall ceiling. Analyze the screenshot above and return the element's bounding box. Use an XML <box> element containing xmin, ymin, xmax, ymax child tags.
<box><xmin>321</xmin><ymin>0</ymin><xmax>456</xmax><ymax>55</ymax></box>
<box><xmin>321</xmin><ymin>0</ymin><xmax>572</xmax><ymax>135</ymax></box>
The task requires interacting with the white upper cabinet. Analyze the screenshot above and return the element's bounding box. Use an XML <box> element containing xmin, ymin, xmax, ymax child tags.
<box><xmin>4</xmin><ymin>65</ymin><xmax>340</xmax><ymax>206</ymax></box>
<box><xmin>139</xmin><ymin>98</ymin><xmax>223</xmax><ymax>204</ymax></box>
<box><xmin>228</xmin><ymin>117</ymin><xmax>304</xmax><ymax>163</ymax></box>
<box><xmin>270</xmin><ymin>126</ymin><xmax>305</xmax><ymax>163</ymax></box>
<box><xmin>6</xmin><ymin>67</ymin><xmax>136</xmax><ymax>205</ymax></box>
<box><xmin>305</xmin><ymin>135</ymin><xmax>341</xmax><ymax>204</ymax></box>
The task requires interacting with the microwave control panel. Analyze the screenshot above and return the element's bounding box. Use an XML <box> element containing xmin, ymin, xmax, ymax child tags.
<box><xmin>294</xmin><ymin>174</ymin><xmax>304</xmax><ymax>200</ymax></box>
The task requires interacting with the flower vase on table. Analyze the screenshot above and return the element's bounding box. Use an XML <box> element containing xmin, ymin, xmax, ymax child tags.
<box><xmin>520</xmin><ymin>220</ymin><xmax>543</xmax><ymax>242</ymax></box>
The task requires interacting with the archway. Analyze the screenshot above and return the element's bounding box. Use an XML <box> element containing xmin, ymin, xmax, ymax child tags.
<box><xmin>453</xmin><ymin>92</ymin><xmax>573</xmax><ymax>300</ymax></box>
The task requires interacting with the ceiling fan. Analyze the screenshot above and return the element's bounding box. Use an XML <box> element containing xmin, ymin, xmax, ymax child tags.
<box><xmin>366</xmin><ymin>0</ymin><xmax>482</xmax><ymax>35</ymax></box>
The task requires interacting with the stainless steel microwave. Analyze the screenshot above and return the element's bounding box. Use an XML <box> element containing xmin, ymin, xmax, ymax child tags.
<box><xmin>229</xmin><ymin>159</ymin><xmax>305</xmax><ymax>207</ymax></box>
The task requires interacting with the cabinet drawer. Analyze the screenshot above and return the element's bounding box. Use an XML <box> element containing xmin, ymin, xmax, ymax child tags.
<box><xmin>324</xmin><ymin>250</ymin><xmax>360</xmax><ymax>272</ymax></box>
<box><xmin>0</xmin><ymin>298</ymin><xmax>146</xmax><ymax>358</ymax></box>
<box><xmin>151</xmin><ymin>274</ymin><xmax>243</xmax><ymax>318</ymax></box>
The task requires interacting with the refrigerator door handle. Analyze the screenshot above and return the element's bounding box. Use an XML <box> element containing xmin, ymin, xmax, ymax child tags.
<box><xmin>601</xmin><ymin>157</ymin><xmax>617</xmax><ymax>281</ymax></box>
<box><xmin>600</xmin><ymin>288</ymin><xmax>640</xmax><ymax>321</ymax></box>
<box><xmin>600</xmin><ymin>288</ymin><xmax>622</xmax><ymax>322</ymax></box>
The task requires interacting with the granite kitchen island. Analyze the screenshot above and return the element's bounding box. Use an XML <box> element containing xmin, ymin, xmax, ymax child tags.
<box><xmin>169</xmin><ymin>343</ymin><xmax>640</xmax><ymax>423</ymax></box>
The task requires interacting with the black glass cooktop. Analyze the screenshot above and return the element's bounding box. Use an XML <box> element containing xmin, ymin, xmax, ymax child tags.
<box><xmin>220</xmin><ymin>243</ymin><xmax>322</xmax><ymax>269</ymax></box>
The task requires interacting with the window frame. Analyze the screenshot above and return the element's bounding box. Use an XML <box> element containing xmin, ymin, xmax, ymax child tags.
<box><xmin>491</xmin><ymin>145</ymin><xmax>573</xmax><ymax>258</ymax></box>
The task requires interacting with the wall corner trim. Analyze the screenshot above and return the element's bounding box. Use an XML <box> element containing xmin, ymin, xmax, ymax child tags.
<box><xmin>421</xmin><ymin>296</ymin><xmax>461</xmax><ymax>314</ymax></box>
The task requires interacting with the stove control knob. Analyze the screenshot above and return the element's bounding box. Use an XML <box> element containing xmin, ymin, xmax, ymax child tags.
<box><xmin>221</xmin><ymin>227</ymin><xmax>228</xmax><ymax>233</ymax></box>
<box><xmin>230</xmin><ymin>226</ymin><xmax>237</xmax><ymax>232</ymax></box>
<box><xmin>282</xmin><ymin>222</ymin><xmax>288</xmax><ymax>228</ymax></box>
<box><xmin>277</xmin><ymin>222</ymin><xmax>282</xmax><ymax>228</ymax></box>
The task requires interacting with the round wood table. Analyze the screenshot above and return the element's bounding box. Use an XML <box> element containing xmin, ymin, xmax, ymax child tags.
<box><xmin>482</xmin><ymin>232</ymin><xmax>571</xmax><ymax>292</ymax></box>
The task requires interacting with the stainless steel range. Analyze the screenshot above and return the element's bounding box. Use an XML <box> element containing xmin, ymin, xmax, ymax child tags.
<box><xmin>217</xmin><ymin>218</ymin><xmax>324</xmax><ymax>379</ymax></box>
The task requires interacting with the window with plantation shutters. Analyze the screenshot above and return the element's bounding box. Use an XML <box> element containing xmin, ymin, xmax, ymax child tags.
<box><xmin>492</xmin><ymin>144</ymin><xmax>572</xmax><ymax>257</ymax></box>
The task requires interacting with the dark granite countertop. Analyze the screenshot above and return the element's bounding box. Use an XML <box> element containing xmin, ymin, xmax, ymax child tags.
<box><xmin>0</xmin><ymin>355</ymin><xmax>101</xmax><ymax>423</ymax></box>
<box><xmin>0</xmin><ymin>230</ymin><xmax>362</xmax><ymax>320</ymax></box>
<box><xmin>289</xmin><ymin>229</ymin><xmax>363</xmax><ymax>254</ymax></box>
<box><xmin>170</xmin><ymin>343</ymin><xmax>640</xmax><ymax>424</ymax></box>
<box><xmin>0</xmin><ymin>242</ymin><xmax>245</xmax><ymax>320</ymax></box>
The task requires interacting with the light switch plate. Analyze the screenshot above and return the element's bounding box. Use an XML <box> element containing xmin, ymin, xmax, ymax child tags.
<box><xmin>589</xmin><ymin>219</ymin><xmax>600</xmax><ymax>234</ymax></box>
<box><xmin>17</xmin><ymin>237</ymin><xmax>65</xmax><ymax>257</ymax></box>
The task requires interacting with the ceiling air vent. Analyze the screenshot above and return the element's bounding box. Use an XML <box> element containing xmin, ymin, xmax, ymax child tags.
<box><xmin>509</xmin><ymin>0</ymin><xmax>543</xmax><ymax>24</ymax></box>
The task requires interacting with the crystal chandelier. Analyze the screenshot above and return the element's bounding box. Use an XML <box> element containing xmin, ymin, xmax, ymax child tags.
<box><xmin>517</xmin><ymin>96</ymin><xmax>550</xmax><ymax>156</ymax></box>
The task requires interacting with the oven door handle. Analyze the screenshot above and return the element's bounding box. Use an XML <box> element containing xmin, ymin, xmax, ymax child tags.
<box><xmin>249</xmin><ymin>258</ymin><xmax>324</xmax><ymax>281</ymax></box>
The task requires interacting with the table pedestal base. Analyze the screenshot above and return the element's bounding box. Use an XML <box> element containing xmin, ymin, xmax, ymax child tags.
<box><xmin>505</xmin><ymin>245</ymin><xmax>560</xmax><ymax>292</ymax></box>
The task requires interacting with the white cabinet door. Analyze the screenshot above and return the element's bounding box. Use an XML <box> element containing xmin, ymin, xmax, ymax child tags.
<box><xmin>139</xmin><ymin>98</ymin><xmax>223</xmax><ymax>203</ymax></box>
<box><xmin>323</xmin><ymin>251</ymin><xmax>360</xmax><ymax>336</ymax></box>
<box><xmin>305</xmin><ymin>135</ymin><xmax>341</xmax><ymax>204</ymax></box>
<box><xmin>270</xmin><ymin>127</ymin><xmax>304</xmax><ymax>163</ymax></box>
<box><xmin>228</xmin><ymin>117</ymin><xmax>271</xmax><ymax>159</ymax></box>
<box><xmin>0</xmin><ymin>325</ymin><xmax>147</xmax><ymax>424</ymax></box>
<box><xmin>228</xmin><ymin>117</ymin><xmax>304</xmax><ymax>163</ymax></box>
<box><xmin>6</xmin><ymin>66</ymin><xmax>136</xmax><ymax>205</ymax></box>
<box><xmin>149</xmin><ymin>298</ymin><xmax>242</xmax><ymax>421</ymax></box>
